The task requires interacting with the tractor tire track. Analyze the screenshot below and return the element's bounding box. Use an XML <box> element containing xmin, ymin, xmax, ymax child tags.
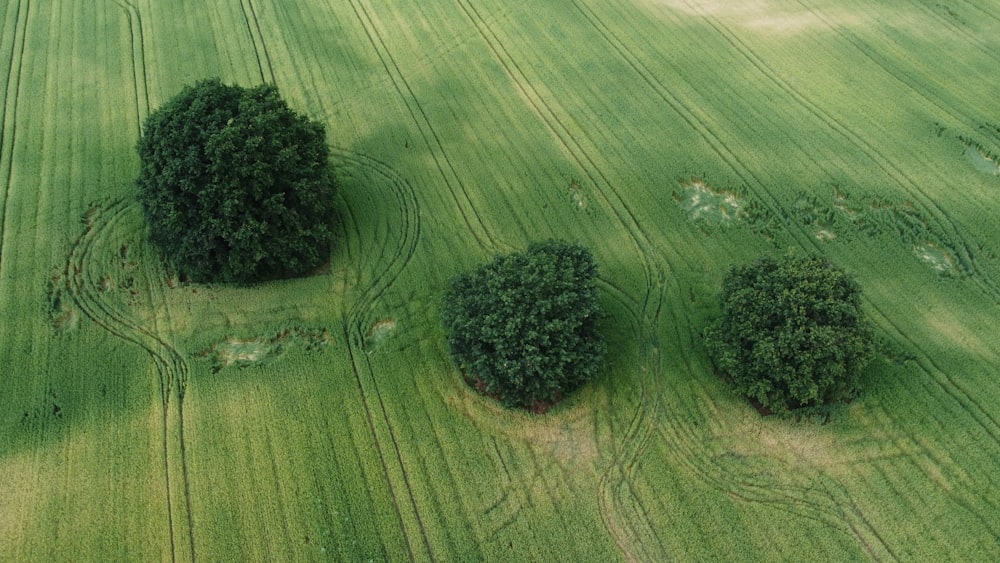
<box><xmin>680</xmin><ymin>0</ymin><xmax>997</xmax><ymax>544</ymax></box>
<box><xmin>670</xmin><ymin>0</ymin><xmax>1000</xmax><ymax>526</ymax></box>
<box><xmin>110</xmin><ymin>0</ymin><xmax>149</xmax><ymax>135</ymax></box>
<box><xmin>454</xmin><ymin>0</ymin><xmax>661</xmax><ymax>297</ymax></box>
<box><xmin>0</xmin><ymin>0</ymin><xmax>29</xmax><ymax>277</ymax></box>
<box><xmin>821</xmin><ymin>476</ymin><xmax>898</xmax><ymax>560</ymax></box>
<box><xmin>653</xmin><ymin>414</ymin><xmax>899</xmax><ymax>560</ymax></box>
<box><xmin>238</xmin><ymin>0</ymin><xmax>275</xmax><ymax>84</ymax></box>
<box><xmin>332</xmin><ymin>147</ymin><xmax>420</xmax><ymax>312</ymax></box>
<box><xmin>892</xmin><ymin>438</ymin><xmax>1000</xmax><ymax>539</ymax></box>
<box><xmin>332</xmin><ymin>148</ymin><xmax>430</xmax><ymax>560</ymax></box>
<box><xmin>911</xmin><ymin>0</ymin><xmax>1000</xmax><ymax>65</ymax></box>
<box><xmin>807</xmin><ymin>290</ymin><xmax>1000</xmax><ymax>542</ymax></box>
<box><xmin>347</xmin><ymin>0</ymin><xmax>500</xmax><ymax>252</ymax></box>
<box><xmin>867</xmin><ymin>298</ymin><xmax>1000</xmax><ymax>441</ymax></box>
<box><xmin>306</xmin><ymin>0</ymin><xmax>529</xmax><ymax>124</ymax></box>
<box><xmin>453</xmin><ymin>0</ymin><xmax>667</xmax><ymax>443</ymax></box>
<box><xmin>60</xmin><ymin>199</ymin><xmax>195</xmax><ymax>562</ymax></box>
<box><xmin>582</xmin><ymin>0</ymin><xmax>834</xmax><ymax>503</ymax></box>
<box><xmin>571</xmin><ymin>0</ymin><xmax>817</xmax><ymax>253</ymax></box>
<box><xmin>136</xmin><ymin>205</ymin><xmax>200</xmax><ymax>563</ymax></box>
<box><xmin>796</xmin><ymin>0</ymin><xmax>984</xmax><ymax>128</ymax></box>
<box><xmin>452</xmin><ymin>3</ymin><xmax>686</xmax><ymax>557</ymax></box>
<box><xmin>340</xmin><ymin>5</ymin><xmax>668</xmax><ymax>556</ymax></box>
<box><xmin>679</xmin><ymin>0</ymin><xmax>1000</xmax><ymax>445</ymax></box>
<box><xmin>460</xmin><ymin>1</ymin><xmax>836</xmax><ymax>556</ymax></box>
<box><xmin>480</xmin><ymin>439</ymin><xmax>527</xmax><ymax>544</ymax></box>
<box><xmin>96</xmin><ymin>5</ymin><xmax>197</xmax><ymax>559</ymax></box>
<box><xmin>952</xmin><ymin>0</ymin><xmax>1000</xmax><ymax>28</ymax></box>
<box><xmin>646</xmin><ymin>258</ymin><xmax>897</xmax><ymax>558</ymax></box>
<box><xmin>790</xmin><ymin>0</ymin><xmax>1000</xmax><ymax>299</ymax></box>
<box><xmin>567</xmin><ymin>1</ymin><xmax>909</xmax><ymax>558</ymax></box>
<box><xmin>594</xmin><ymin>278</ymin><xmax>666</xmax><ymax>561</ymax></box>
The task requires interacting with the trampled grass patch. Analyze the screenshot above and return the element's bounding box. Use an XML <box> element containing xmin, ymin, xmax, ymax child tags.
<box><xmin>2</xmin><ymin>0</ymin><xmax>1000</xmax><ymax>560</ymax></box>
<box><xmin>364</xmin><ymin>318</ymin><xmax>397</xmax><ymax>351</ymax></box>
<box><xmin>198</xmin><ymin>328</ymin><xmax>334</xmax><ymax>372</ymax></box>
<box><xmin>674</xmin><ymin>178</ymin><xmax>743</xmax><ymax>224</ymax></box>
<box><xmin>913</xmin><ymin>242</ymin><xmax>958</xmax><ymax>274</ymax></box>
<box><xmin>965</xmin><ymin>144</ymin><xmax>1000</xmax><ymax>176</ymax></box>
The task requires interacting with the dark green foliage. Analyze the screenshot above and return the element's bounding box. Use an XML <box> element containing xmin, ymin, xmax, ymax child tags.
<box><xmin>442</xmin><ymin>240</ymin><xmax>606</xmax><ymax>411</ymax></box>
<box><xmin>705</xmin><ymin>255</ymin><xmax>875</xmax><ymax>415</ymax></box>
<box><xmin>136</xmin><ymin>78</ymin><xmax>337</xmax><ymax>283</ymax></box>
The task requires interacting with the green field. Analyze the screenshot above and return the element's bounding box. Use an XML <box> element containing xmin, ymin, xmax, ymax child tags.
<box><xmin>3</xmin><ymin>0</ymin><xmax>1000</xmax><ymax>560</ymax></box>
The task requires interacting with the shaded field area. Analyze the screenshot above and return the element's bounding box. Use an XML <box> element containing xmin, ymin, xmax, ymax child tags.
<box><xmin>2</xmin><ymin>0</ymin><xmax>999</xmax><ymax>560</ymax></box>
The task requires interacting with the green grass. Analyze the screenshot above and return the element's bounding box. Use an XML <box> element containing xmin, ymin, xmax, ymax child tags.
<box><xmin>2</xmin><ymin>0</ymin><xmax>1000</xmax><ymax>560</ymax></box>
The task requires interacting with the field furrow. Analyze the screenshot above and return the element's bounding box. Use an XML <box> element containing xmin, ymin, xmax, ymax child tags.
<box><xmin>109</xmin><ymin>0</ymin><xmax>149</xmax><ymax>135</ymax></box>
<box><xmin>790</xmin><ymin>0</ymin><xmax>1000</xmax><ymax>287</ymax></box>
<box><xmin>666</xmin><ymin>0</ymin><xmax>1000</xmax><ymax>436</ymax></box>
<box><xmin>513</xmin><ymin>2</ymin><xmax>908</xmax><ymax>555</ymax></box>
<box><xmin>238</xmin><ymin>0</ymin><xmax>275</xmax><ymax>84</ymax></box>
<box><xmin>0</xmin><ymin>0</ymin><xmax>29</xmax><ymax>277</ymax></box>
<box><xmin>58</xmin><ymin>200</ymin><xmax>196</xmax><ymax>561</ymax></box>
<box><xmin>331</xmin><ymin>147</ymin><xmax>432</xmax><ymax>559</ymax></box>
<box><xmin>349</xmin><ymin>0</ymin><xmax>502</xmax><ymax>252</ymax></box>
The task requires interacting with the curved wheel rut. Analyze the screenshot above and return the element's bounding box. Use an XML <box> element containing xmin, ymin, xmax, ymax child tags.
<box><xmin>59</xmin><ymin>199</ymin><xmax>195</xmax><ymax>562</ymax></box>
<box><xmin>490</xmin><ymin>0</ymin><xmax>920</xmax><ymax>557</ymax></box>
<box><xmin>451</xmin><ymin>0</ymin><xmax>886</xmax><ymax>556</ymax></box>
<box><xmin>675</xmin><ymin>1</ymin><xmax>1000</xmax><ymax>525</ymax></box>
<box><xmin>347</xmin><ymin>0</ymin><xmax>502</xmax><ymax>253</ymax></box>
<box><xmin>109</xmin><ymin>0</ymin><xmax>149</xmax><ymax>135</ymax></box>
<box><xmin>788</xmin><ymin>0</ymin><xmax>1000</xmax><ymax>298</ymax></box>
<box><xmin>593</xmin><ymin>278</ymin><xmax>663</xmax><ymax>561</ymax></box>
<box><xmin>447</xmin><ymin>11</ymin><xmax>668</xmax><ymax>537</ymax></box>
<box><xmin>332</xmin><ymin>148</ymin><xmax>431</xmax><ymax>559</ymax></box>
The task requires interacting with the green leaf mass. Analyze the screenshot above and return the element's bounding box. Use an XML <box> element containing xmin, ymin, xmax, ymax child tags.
<box><xmin>136</xmin><ymin>78</ymin><xmax>337</xmax><ymax>284</ymax></box>
<box><xmin>442</xmin><ymin>240</ymin><xmax>606</xmax><ymax>410</ymax></box>
<box><xmin>705</xmin><ymin>255</ymin><xmax>875</xmax><ymax>415</ymax></box>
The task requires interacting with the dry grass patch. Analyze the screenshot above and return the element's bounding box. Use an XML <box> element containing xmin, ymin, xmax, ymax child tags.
<box><xmin>198</xmin><ymin>328</ymin><xmax>334</xmax><ymax>372</ymax></box>
<box><xmin>674</xmin><ymin>178</ymin><xmax>743</xmax><ymax>224</ymax></box>
<box><xmin>364</xmin><ymin>318</ymin><xmax>397</xmax><ymax>351</ymax></box>
<box><xmin>913</xmin><ymin>242</ymin><xmax>956</xmax><ymax>274</ymax></box>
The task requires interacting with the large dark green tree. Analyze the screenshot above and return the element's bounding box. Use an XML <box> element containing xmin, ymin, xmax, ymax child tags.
<box><xmin>442</xmin><ymin>240</ymin><xmax>606</xmax><ymax>411</ymax></box>
<box><xmin>705</xmin><ymin>255</ymin><xmax>875</xmax><ymax>415</ymax></box>
<box><xmin>136</xmin><ymin>78</ymin><xmax>337</xmax><ymax>283</ymax></box>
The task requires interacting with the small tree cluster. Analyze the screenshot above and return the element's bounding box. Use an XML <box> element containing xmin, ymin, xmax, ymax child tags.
<box><xmin>442</xmin><ymin>240</ymin><xmax>606</xmax><ymax>411</ymax></box>
<box><xmin>705</xmin><ymin>255</ymin><xmax>875</xmax><ymax>415</ymax></box>
<box><xmin>136</xmin><ymin>78</ymin><xmax>337</xmax><ymax>284</ymax></box>
<box><xmin>137</xmin><ymin>84</ymin><xmax>879</xmax><ymax>419</ymax></box>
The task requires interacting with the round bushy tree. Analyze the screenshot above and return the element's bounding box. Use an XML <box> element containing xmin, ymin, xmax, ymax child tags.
<box><xmin>442</xmin><ymin>240</ymin><xmax>606</xmax><ymax>411</ymax></box>
<box><xmin>705</xmin><ymin>255</ymin><xmax>875</xmax><ymax>415</ymax></box>
<box><xmin>136</xmin><ymin>78</ymin><xmax>337</xmax><ymax>283</ymax></box>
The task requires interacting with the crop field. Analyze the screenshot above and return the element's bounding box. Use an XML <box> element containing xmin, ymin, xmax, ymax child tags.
<box><xmin>2</xmin><ymin>0</ymin><xmax>1000</xmax><ymax>560</ymax></box>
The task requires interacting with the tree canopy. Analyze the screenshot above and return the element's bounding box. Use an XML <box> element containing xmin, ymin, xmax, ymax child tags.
<box><xmin>442</xmin><ymin>240</ymin><xmax>606</xmax><ymax>411</ymax></box>
<box><xmin>705</xmin><ymin>255</ymin><xmax>875</xmax><ymax>415</ymax></box>
<box><xmin>136</xmin><ymin>78</ymin><xmax>337</xmax><ymax>283</ymax></box>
